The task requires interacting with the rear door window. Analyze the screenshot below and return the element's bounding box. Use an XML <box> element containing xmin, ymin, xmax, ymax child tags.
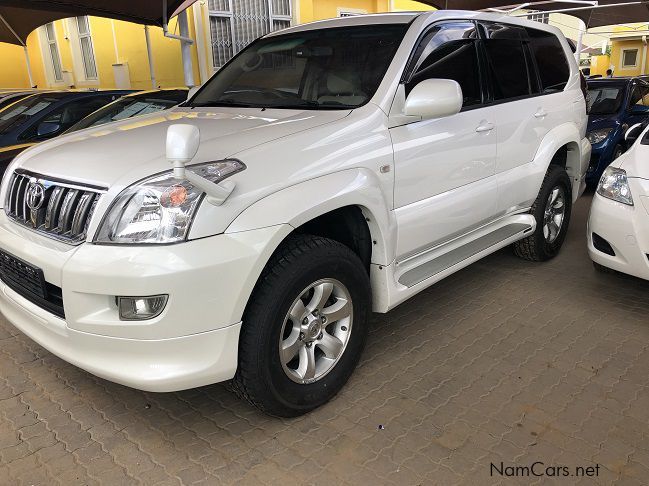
<box><xmin>481</xmin><ymin>23</ymin><xmax>537</xmax><ymax>101</ymax></box>
<box><xmin>527</xmin><ymin>29</ymin><xmax>570</xmax><ymax>93</ymax></box>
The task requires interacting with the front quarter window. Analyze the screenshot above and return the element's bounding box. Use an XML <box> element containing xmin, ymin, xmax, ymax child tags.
<box><xmin>190</xmin><ymin>24</ymin><xmax>407</xmax><ymax>110</ymax></box>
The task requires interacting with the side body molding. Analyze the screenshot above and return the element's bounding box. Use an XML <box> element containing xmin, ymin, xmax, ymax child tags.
<box><xmin>226</xmin><ymin>168</ymin><xmax>397</xmax><ymax>266</ymax></box>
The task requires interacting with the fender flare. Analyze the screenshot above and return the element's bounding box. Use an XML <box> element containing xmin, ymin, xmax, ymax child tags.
<box><xmin>226</xmin><ymin>168</ymin><xmax>397</xmax><ymax>265</ymax></box>
<box><xmin>530</xmin><ymin>122</ymin><xmax>585</xmax><ymax>199</ymax></box>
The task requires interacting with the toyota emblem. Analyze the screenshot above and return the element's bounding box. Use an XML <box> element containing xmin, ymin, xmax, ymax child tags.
<box><xmin>26</xmin><ymin>182</ymin><xmax>46</xmax><ymax>211</ymax></box>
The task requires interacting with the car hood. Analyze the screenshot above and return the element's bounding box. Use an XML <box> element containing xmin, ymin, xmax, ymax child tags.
<box><xmin>587</xmin><ymin>115</ymin><xmax>619</xmax><ymax>131</ymax></box>
<box><xmin>9</xmin><ymin>107</ymin><xmax>351</xmax><ymax>188</ymax></box>
<box><xmin>619</xmin><ymin>141</ymin><xmax>649</xmax><ymax>180</ymax></box>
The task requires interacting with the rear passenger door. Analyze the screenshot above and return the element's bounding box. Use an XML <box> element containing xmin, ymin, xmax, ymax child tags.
<box><xmin>480</xmin><ymin>22</ymin><xmax>571</xmax><ymax>212</ymax></box>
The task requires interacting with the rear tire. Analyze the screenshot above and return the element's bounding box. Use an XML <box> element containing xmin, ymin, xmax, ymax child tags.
<box><xmin>514</xmin><ymin>165</ymin><xmax>572</xmax><ymax>262</ymax></box>
<box><xmin>232</xmin><ymin>234</ymin><xmax>370</xmax><ymax>417</ymax></box>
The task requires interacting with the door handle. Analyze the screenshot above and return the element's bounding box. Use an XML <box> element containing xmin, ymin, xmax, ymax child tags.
<box><xmin>475</xmin><ymin>122</ymin><xmax>495</xmax><ymax>133</ymax></box>
<box><xmin>534</xmin><ymin>109</ymin><xmax>548</xmax><ymax>118</ymax></box>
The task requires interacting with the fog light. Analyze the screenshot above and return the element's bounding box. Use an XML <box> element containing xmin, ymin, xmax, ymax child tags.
<box><xmin>117</xmin><ymin>295</ymin><xmax>168</xmax><ymax>321</ymax></box>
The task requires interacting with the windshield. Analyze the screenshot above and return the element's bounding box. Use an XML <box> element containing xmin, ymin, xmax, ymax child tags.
<box><xmin>588</xmin><ymin>85</ymin><xmax>625</xmax><ymax>115</ymax></box>
<box><xmin>67</xmin><ymin>90</ymin><xmax>187</xmax><ymax>132</ymax></box>
<box><xmin>190</xmin><ymin>24</ymin><xmax>408</xmax><ymax>110</ymax></box>
<box><xmin>0</xmin><ymin>93</ymin><xmax>66</xmax><ymax>134</ymax></box>
<box><xmin>0</xmin><ymin>94</ymin><xmax>30</xmax><ymax>112</ymax></box>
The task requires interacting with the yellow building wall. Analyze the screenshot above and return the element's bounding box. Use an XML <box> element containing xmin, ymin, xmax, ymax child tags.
<box><xmin>610</xmin><ymin>39</ymin><xmax>647</xmax><ymax>77</ymax></box>
<box><xmin>0</xmin><ymin>8</ymin><xmax>201</xmax><ymax>90</ymax></box>
<box><xmin>298</xmin><ymin>0</ymin><xmax>432</xmax><ymax>21</ymax></box>
<box><xmin>392</xmin><ymin>0</ymin><xmax>434</xmax><ymax>11</ymax></box>
<box><xmin>590</xmin><ymin>55</ymin><xmax>611</xmax><ymax>77</ymax></box>
<box><xmin>88</xmin><ymin>16</ymin><xmax>197</xmax><ymax>89</ymax></box>
<box><xmin>0</xmin><ymin>0</ymin><xmax>436</xmax><ymax>90</ymax></box>
<box><xmin>606</xmin><ymin>23</ymin><xmax>649</xmax><ymax>77</ymax></box>
<box><xmin>299</xmin><ymin>0</ymin><xmax>389</xmax><ymax>21</ymax></box>
<box><xmin>0</xmin><ymin>44</ymin><xmax>32</xmax><ymax>88</ymax></box>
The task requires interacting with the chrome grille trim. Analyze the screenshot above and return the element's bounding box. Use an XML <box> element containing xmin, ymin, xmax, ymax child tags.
<box><xmin>4</xmin><ymin>171</ymin><xmax>105</xmax><ymax>245</ymax></box>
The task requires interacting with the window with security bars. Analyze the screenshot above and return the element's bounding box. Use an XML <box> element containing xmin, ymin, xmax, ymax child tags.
<box><xmin>45</xmin><ymin>23</ymin><xmax>63</xmax><ymax>82</ymax></box>
<box><xmin>208</xmin><ymin>0</ymin><xmax>292</xmax><ymax>69</ymax></box>
<box><xmin>76</xmin><ymin>16</ymin><xmax>98</xmax><ymax>79</ymax></box>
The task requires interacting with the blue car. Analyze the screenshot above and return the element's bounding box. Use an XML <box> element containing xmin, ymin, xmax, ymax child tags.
<box><xmin>586</xmin><ymin>77</ymin><xmax>649</xmax><ymax>187</ymax></box>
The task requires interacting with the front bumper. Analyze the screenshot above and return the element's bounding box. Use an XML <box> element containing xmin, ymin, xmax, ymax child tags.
<box><xmin>588</xmin><ymin>179</ymin><xmax>649</xmax><ymax>281</ymax></box>
<box><xmin>0</xmin><ymin>213</ymin><xmax>292</xmax><ymax>390</ymax></box>
<box><xmin>1</xmin><ymin>285</ymin><xmax>241</xmax><ymax>391</ymax></box>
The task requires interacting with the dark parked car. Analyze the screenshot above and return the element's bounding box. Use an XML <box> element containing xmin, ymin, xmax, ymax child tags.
<box><xmin>0</xmin><ymin>90</ymin><xmax>131</xmax><ymax>178</ymax></box>
<box><xmin>586</xmin><ymin>77</ymin><xmax>649</xmax><ymax>186</ymax></box>
<box><xmin>66</xmin><ymin>88</ymin><xmax>188</xmax><ymax>132</ymax></box>
<box><xmin>0</xmin><ymin>90</ymin><xmax>39</xmax><ymax>112</ymax></box>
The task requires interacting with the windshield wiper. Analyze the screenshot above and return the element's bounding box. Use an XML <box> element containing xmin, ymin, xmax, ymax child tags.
<box><xmin>189</xmin><ymin>100</ymin><xmax>258</xmax><ymax>108</ymax></box>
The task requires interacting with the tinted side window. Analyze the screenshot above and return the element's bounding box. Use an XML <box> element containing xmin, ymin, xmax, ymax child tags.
<box><xmin>406</xmin><ymin>22</ymin><xmax>482</xmax><ymax>108</ymax></box>
<box><xmin>630</xmin><ymin>85</ymin><xmax>649</xmax><ymax>107</ymax></box>
<box><xmin>20</xmin><ymin>96</ymin><xmax>115</xmax><ymax>141</ymax></box>
<box><xmin>484</xmin><ymin>39</ymin><xmax>532</xmax><ymax>100</ymax></box>
<box><xmin>527</xmin><ymin>29</ymin><xmax>570</xmax><ymax>93</ymax></box>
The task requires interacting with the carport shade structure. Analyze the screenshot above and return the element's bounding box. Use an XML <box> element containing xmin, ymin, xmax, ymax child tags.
<box><xmin>416</xmin><ymin>0</ymin><xmax>649</xmax><ymax>61</ymax></box>
<box><xmin>0</xmin><ymin>0</ymin><xmax>197</xmax><ymax>87</ymax></box>
<box><xmin>417</xmin><ymin>0</ymin><xmax>649</xmax><ymax>27</ymax></box>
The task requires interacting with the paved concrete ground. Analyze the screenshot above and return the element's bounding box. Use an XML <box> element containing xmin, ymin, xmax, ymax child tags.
<box><xmin>2</xmin><ymin>193</ymin><xmax>649</xmax><ymax>486</ymax></box>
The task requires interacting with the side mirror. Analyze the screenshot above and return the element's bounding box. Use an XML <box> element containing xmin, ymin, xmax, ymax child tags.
<box><xmin>167</xmin><ymin>124</ymin><xmax>200</xmax><ymax>165</ymax></box>
<box><xmin>625</xmin><ymin>122</ymin><xmax>645</xmax><ymax>145</ymax></box>
<box><xmin>187</xmin><ymin>86</ymin><xmax>199</xmax><ymax>101</ymax></box>
<box><xmin>36</xmin><ymin>122</ymin><xmax>61</xmax><ymax>138</ymax></box>
<box><xmin>404</xmin><ymin>79</ymin><xmax>463</xmax><ymax>119</ymax></box>
<box><xmin>166</xmin><ymin>124</ymin><xmax>235</xmax><ymax>206</ymax></box>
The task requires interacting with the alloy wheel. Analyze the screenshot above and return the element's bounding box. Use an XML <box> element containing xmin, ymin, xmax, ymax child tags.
<box><xmin>543</xmin><ymin>186</ymin><xmax>566</xmax><ymax>244</ymax></box>
<box><xmin>279</xmin><ymin>279</ymin><xmax>353</xmax><ymax>384</ymax></box>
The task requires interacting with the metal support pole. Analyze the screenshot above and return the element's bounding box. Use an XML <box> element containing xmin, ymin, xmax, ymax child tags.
<box><xmin>144</xmin><ymin>25</ymin><xmax>158</xmax><ymax>89</ymax></box>
<box><xmin>23</xmin><ymin>46</ymin><xmax>35</xmax><ymax>88</ymax></box>
<box><xmin>111</xmin><ymin>20</ymin><xmax>120</xmax><ymax>63</ymax></box>
<box><xmin>575</xmin><ymin>19</ymin><xmax>585</xmax><ymax>64</ymax></box>
<box><xmin>0</xmin><ymin>13</ymin><xmax>35</xmax><ymax>87</ymax></box>
<box><xmin>178</xmin><ymin>10</ymin><xmax>195</xmax><ymax>88</ymax></box>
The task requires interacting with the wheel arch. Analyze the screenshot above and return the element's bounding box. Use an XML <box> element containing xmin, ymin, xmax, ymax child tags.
<box><xmin>532</xmin><ymin>123</ymin><xmax>586</xmax><ymax>202</ymax></box>
<box><xmin>226</xmin><ymin>168</ymin><xmax>397</xmax><ymax>267</ymax></box>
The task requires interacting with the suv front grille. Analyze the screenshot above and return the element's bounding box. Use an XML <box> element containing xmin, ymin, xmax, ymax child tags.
<box><xmin>5</xmin><ymin>171</ymin><xmax>104</xmax><ymax>245</ymax></box>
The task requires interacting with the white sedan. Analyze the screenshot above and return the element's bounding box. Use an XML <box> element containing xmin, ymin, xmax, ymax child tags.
<box><xmin>588</xmin><ymin>121</ymin><xmax>649</xmax><ymax>279</ymax></box>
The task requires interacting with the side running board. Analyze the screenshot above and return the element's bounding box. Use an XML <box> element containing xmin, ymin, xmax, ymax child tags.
<box><xmin>398</xmin><ymin>222</ymin><xmax>533</xmax><ymax>288</ymax></box>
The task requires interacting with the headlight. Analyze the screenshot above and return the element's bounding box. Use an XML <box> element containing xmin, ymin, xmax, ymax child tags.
<box><xmin>95</xmin><ymin>160</ymin><xmax>245</xmax><ymax>244</ymax></box>
<box><xmin>597</xmin><ymin>166</ymin><xmax>633</xmax><ymax>206</ymax></box>
<box><xmin>587</xmin><ymin>128</ymin><xmax>613</xmax><ymax>144</ymax></box>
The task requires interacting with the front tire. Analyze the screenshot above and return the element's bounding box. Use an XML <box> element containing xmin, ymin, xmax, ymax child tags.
<box><xmin>232</xmin><ymin>234</ymin><xmax>370</xmax><ymax>417</ymax></box>
<box><xmin>514</xmin><ymin>165</ymin><xmax>572</xmax><ymax>262</ymax></box>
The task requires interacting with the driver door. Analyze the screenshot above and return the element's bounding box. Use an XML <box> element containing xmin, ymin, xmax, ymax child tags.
<box><xmin>391</xmin><ymin>21</ymin><xmax>498</xmax><ymax>260</ymax></box>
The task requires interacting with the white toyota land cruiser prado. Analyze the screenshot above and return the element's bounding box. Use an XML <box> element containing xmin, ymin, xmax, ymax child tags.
<box><xmin>0</xmin><ymin>11</ymin><xmax>590</xmax><ymax>416</ymax></box>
